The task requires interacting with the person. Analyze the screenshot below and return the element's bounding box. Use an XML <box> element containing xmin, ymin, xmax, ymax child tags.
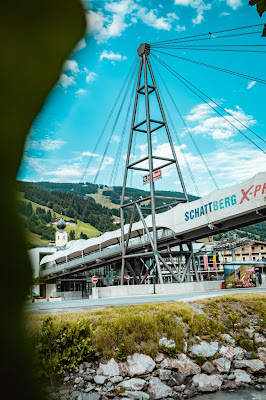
<box><xmin>257</xmin><ymin>271</ymin><xmax>262</xmax><ymax>286</ymax></box>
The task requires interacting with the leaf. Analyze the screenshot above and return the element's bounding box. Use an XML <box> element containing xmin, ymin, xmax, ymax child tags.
<box><xmin>249</xmin><ymin>0</ymin><xmax>266</xmax><ymax>16</ymax></box>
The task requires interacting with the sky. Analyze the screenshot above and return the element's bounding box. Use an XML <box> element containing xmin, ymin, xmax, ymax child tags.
<box><xmin>18</xmin><ymin>0</ymin><xmax>266</xmax><ymax>197</ymax></box>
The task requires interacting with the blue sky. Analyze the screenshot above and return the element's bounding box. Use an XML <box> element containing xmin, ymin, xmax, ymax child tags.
<box><xmin>18</xmin><ymin>0</ymin><xmax>266</xmax><ymax>197</ymax></box>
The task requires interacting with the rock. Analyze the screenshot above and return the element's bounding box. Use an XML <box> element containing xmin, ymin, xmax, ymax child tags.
<box><xmin>84</xmin><ymin>383</ymin><xmax>94</xmax><ymax>392</ymax></box>
<box><xmin>124</xmin><ymin>390</ymin><xmax>150</xmax><ymax>399</ymax></box>
<box><xmin>161</xmin><ymin>354</ymin><xmax>200</xmax><ymax>376</ymax></box>
<box><xmin>223</xmin><ymin>381</ymin><xmax>237</xmax><ymax>390</ymax></box>
<box><xmin>234</xmin><ymin>369</ymin><xmax>251</xmax><ymax>384</ymax></box>
<box><xmin>71</xmin><ymin>392</ymin><xmax>81</xmax><ymax>400</ymax></box>
<box><xmin>190</xmin><ymin>341</ymin><xmax>219</xmax><ymax>358</ymax></box>
<box><xmin>221</xmin><ymin>334</ymin><xmax>235</xmax><ymax>345</ymax></box>
<box><xmin>159</xmin><ymin>337</ymin><xmax>176</xmax><ymax>348</ymax></box>
<box><xmin>201</xmin><ymin>361</ymin><xmax>217</xmax><ymax>374</ymax></box>
<box><xmin>198</xmin><ymin>387</ymin><xmax>216</xmax><ymax>393</ymax></box>
<box><xmin>148</xmin><ymin>377</ymin><xmax>173</xmax><ymax>399</ymax></box>
<box><xmin>98</xmin><ymin>358</ymin><xmax>120</xmax><ymax>377</ymax></box>
<box><xmin>257</xmin><ymin>347</ymin><xmax>266</xmax><ymax>363</ymax></box>
<box><xmin>167</xmin><ymin>377</ymin><xmax>178</xmax><ymax>387</ymax></box>
<box><xmin>245</xmin><ymin>327</ymin><xmax>254</xmax><ymax>339</ymax></box>
<box><xmin>245</xmin><ymin>352</ymin><xmax>253</xmax><ymax>360</ymax></box>
<box><xmin>158</xmin><ymin>369</ymin><xmax>172</xmax><ymax>381</ymax></box>
<box><xmin>126</xmin><ymin>354</ymin><xmax>156</xmax><ymax>376</ymax></box>
<box><xmin>82</xmin><ymin>394</ymin><xmax>100</xmax><ymax>400</ymax></box>
<box><xmin>173</xmin><ymin>384</ymin><xmax>186</xmax><ymax>392</ymax></box>
<box><xmin>119</xmin><ymin>378</ymin><xmax>146</xmax><ymax>391</ymax></box>
<box><xmin>84</xmin><ymin>375</ymin><xmax>94</xmax><ymax>382</ymax></box>
<box><xmin>233</xmin><ymin>360</ymin><xmax>247</xmax><ymax>369</ymax></box>
<box><xmin>110</xmin><ymin>376</ymin><xmax>123</xmax><ymax>384</ymax></box>
<box><xmin>94</xmin><ymin>375</ymin><xmax>106</xmax><ymax>385</ymax></box>
<box><xmin>64</xmin><ymin>376</ymin><xmax>70</xmax><ymax>382</ymax></box>
<box><xmin>213</xmin><ymin>357</ymin><xmax>231</xmax><ymax>373</ymax></box>
<box><xmin>172</xmin><ymin>372</ymin><xmax>187</xmax><ymax>384</ymax></box>
<box><xmin>75</xmin><ymin>377</ymin><xmax>82</xmax><ymax>384</ymax></box>
<box><xmin>192</xmin><ymin>374</ymin><xmax>223</xmax><ymax>388</ymax></box>
<box><xmin>254</xmin><ymin>333</ymin><xmax>265</xmax><ymax>344</ymax></box>
<box><xmin>219</xmin><ymin>346</ymin><xmax>244</xmax><ymax>360</ymax></box>
<box><xmin>155</xmin><ymin>353</ymin><xmax>165</xmax><ymax>363</ymax></box>
<box><xmin>245</xmin><ymin>359</ymin><xmax>265</xmax><ymax>372</ymax></box>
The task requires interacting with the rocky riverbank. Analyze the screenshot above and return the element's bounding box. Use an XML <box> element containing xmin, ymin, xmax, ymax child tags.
<box><xmin>46</xmin><ymin>333</ymin><xmax>266</xmax><ymax>400</ymax></box>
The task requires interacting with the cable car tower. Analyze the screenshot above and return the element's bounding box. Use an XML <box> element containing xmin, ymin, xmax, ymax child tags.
<box><xmin>120</xmin><ymin>43</ymin><xmax>190</xmax><ymax>285</ymax></box>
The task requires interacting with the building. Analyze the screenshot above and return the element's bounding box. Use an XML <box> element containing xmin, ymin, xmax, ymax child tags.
<box><xmin>219</xmin><ymin>239</ymin><xmax>266</xmax><ymax>263</ymax></box>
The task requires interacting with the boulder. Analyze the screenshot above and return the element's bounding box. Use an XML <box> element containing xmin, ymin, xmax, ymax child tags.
<box><xmin>201</xmin><ymin>361</ymin><xmax>217</xmax><ymax>374</ymax></box>
<box><xmin>160</xmin><ymin>354</ymin><xmax>200</xmax><ymax>376</ymax></box>
<box><xmin>158</xmin><ymin>369</ymin><xmax>172</xmax><ymax>381</ymax></box>
<box><xmin>245</xmin><ymin>359</ymin><xmax>265</xmax><ymax>372</ymax></box>
<box><xmin>233</xmin><ymin>359</ymin><xmax>264</xmax><ymax>372</ymax></box>
<box><xmin>221</xmin><ymin>334</ymin><xmax>235</xmax><ymax>345</ymax></box>
<box><xmin>98</xmin><ymin>358</ymin><xmax>120</xmax><ymax>377</ymax></box>
<box><xmin>124</xmin><ymin>391</ymin><xmax>150</xmax><ymax>399</ymax></box>
<box><xmin>213</xmin><ymin>357</ymin><xmax>231</xmax><ymax>373</ymax></box>
<box><xmin>82</xmin><ymin>394</ymin><xmax>100</xmax><ymax>400</ymax></box>
<box><xmin>93</xmin><ymin>375</ymin><xmax>106</xmax><ymax>385</ymax></box>
<box><xmin>254</xmin><ymin>333</ymin><xmax>265</xmax><ymax>344</ymax></box>
<box><xmin>110</xmin><ymin>376</ymin><xmax>123</xmax><ymax>384</ymax></box>
<box><xmin>119</xmin><ymin>378</ymin><xmax>146</xmax><ymax>391</ymax></box>
<box><xmin>126</xmin><ymin>354</ymin><xmax>156</xmax><ymax>376</ymax></box>
<box><xmin>159</xmin><ymin>337</ymin><xmax>175</xmax><ymax>348</ymax></box>
<box><xmin>257</xmin><ymin>347</ymin><xmax>266</xmax><ymax>363</ymax></box>
<box><xmin>234</xmin><ymin>369</ymin><xmax>251</xmax><ymax>384</ymax></box>
<box><xmin>219</xmin><ymin>346</ymin><xmax>244</xmax><ymax>360</ymax></box>
<box><xmin>148</xmin><ymin>377</ymin><xmax>172</xmax><ymax>399</ymax></box>
<box><xmin>155</xmin><ymin>353</ymin><xmax>165</xmax><ymax>363</ymax></box>
<box><xmin>190</xmin><ymin>341</ymin><xmax>219</xmax><ymax>358</ymax></box>
<box><xmin>192</xmin><ymin>374</ymin><xmax>223</xmax><ymax>388</ymax></box>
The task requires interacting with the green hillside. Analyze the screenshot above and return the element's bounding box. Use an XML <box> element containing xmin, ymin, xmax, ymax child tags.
<box><xmin>17</xmin><ymin>192</ymin><xmax>101</xmax><ymax>247</ymax></box>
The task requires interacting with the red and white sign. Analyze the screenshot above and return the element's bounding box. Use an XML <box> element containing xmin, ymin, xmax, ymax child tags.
<box><xmin>146</xmin><ymin>274</ymin><xmax>150</xmax><ymax>280</ymax></box>
<box><xmin>125</xmin><ymin>275</ymin><xmax>130</xmax><ymax>281</ymax></box>
<box><xmin>143</xmin><ymin>169</ymin><xmax>162</xmax><ymax>185</ymax></box>
<box><xmin>92</xmin><ymin>276</ymin><xmax>98</xmax><ymax>283</ymax></box>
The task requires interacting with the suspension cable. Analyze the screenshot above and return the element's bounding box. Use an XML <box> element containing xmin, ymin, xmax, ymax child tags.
<box><xmin>151</xmin><ymin>49</ymin><xmax>266</xmax><ymax>84</ymax></box>
<box><xmin>79</xmin><ymin>56</ymin><xmax>137</xmax><ymax>183</ymax></box>
<box><xmin>151</xmin><ymin>57</ymin><xmax>219</xmax><ymax>190</ymax></box>
<box><xmin>94</xmin><ymin>58</ymin><xmax>139</xmax><ymax>184</ymax></box>
<box><xmin>151</xmin><ymin>54</ymin><xmax>266</xmax><ymax>152</ymax></box>
<box><xmin>152</xmin><ymin>47</ymin><xmax>266</xmax><ymax>54</ymax></box>
<box><xmin>151</xmin><ymin>30</ymin><xmax>263</xmax><ymax>47</ymax></box>
<box><xmin>151</xmin><ymin>23</ymin><xmax>265</xmax><ymax>45</ymax></box>
<box><xmin>109</xmin><ymin>59</ymin><xmax>139</xmax><ymax>186</ymax></box>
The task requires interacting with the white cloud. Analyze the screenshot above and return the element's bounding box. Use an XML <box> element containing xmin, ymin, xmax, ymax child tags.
<box><xmin>186</xmin><ymin>102</ymin><xmax>256</xmax><ymax>140</ymax></box>
<box><xmin>27</xmin><ymin>137</ymin><xmax>66</xmax><ymax>151</ymax></box>
<box><xmin>73</xmin><ymin>38</ymin><xmax>87</xmax><ymax>52</ymax></box>
<box><xmin>226</xmin><ymin>0</ymin><xmax>242</xmax><ymax>10</ymax></box>
<box><xmin>63</xmin><ymin>59</ymin><xmax>79</xmax><ymax>73</ymax></box>
<box><xmin>137</xmin><ymin>7</ymin><xmax>174</xmax><ymax>30</ymax></box>
<box><xmin>176</xmin><ymin>24</ymin><xmax>186</xmax><ymax>32</ymax></box>
<box><xmin>75</xmin><ymin>88</ymin><xmax>87</xmax><ymax>97</ymax></box>
<box><xmin>220</xmin><ymin>12</ymin><xmax>230</xmax><ymax>16</ymax></box>
<box><xmin>99</xmin><ymin>50</ymin><xmax>127</xmax><ymax>62</ymax></box>
<box><xmin>247</xmin><ymin>81</ymin><xmax>256</xmax><ymax>90</ymax></box>
<box><xmin>112</xmin><ymin>135</ymin><xmax>121</xmax><ymax>142</ymax></box>
<box><xmin>85</xmin><ymin>71</ymin><xmax>98</xmax><ymax>84</ymax></box>
<box><xmin>60</xmin><ymin>74</ymin><xmax>76</xmax><ymax>88</ymax></box>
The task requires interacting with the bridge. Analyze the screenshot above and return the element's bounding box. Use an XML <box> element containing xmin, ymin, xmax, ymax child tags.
<box><xmin>40</xmin><ymin>172</ymin><xmax>266</xmax><ymax>281</ymax></box>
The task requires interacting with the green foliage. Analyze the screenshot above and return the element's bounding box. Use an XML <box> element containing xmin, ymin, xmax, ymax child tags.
<box><xmin>249</xmin><ymin>0</ymin><xmax>266</xmax><ymax>17</ymax></box>
<box><xmin>69</xmin><ymin>230</ymin><xmax>75</xmax><ymax>240</ymax></box>
<box><xmin>33</xmin><ymin>317</ymin><xmax>95</xmax><ymax>384</ymax></box>
<box><xmin>160</xmin><ymin>346</ymin><xmax>178</xmax><ymax>358</ymax></box>
<box><xmin>80</xmin><ymin>232</ymin><xmax>88</xmax><ymax>239</ymax></box>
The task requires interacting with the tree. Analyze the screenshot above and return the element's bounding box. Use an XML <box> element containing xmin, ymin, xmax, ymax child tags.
<box><xmin>249</xmin><ymin>0</ymin><xmax>266</xmax><ymax>17</ymax></box>
<box><xmin>69</xmin><ymin>230</ymin><xmax>75</xmax><ymax>240</ymax></box>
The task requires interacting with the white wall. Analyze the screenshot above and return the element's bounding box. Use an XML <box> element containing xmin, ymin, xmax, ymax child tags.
<box><xmin>92</xmin><ymin>281</ymin><xmax>222</xmax><ymax>299</ymax></box>
<box><xmin>46</xmin><ymin>283</ymin><xmax>57</xmax><ymax>298</ymax></box>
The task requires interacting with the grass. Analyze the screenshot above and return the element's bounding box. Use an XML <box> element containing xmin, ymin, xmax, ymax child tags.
<box><xmin>17</xmin><ymin>192</ymin><xmax>101</xmax><ymax>245</ymax></box>
<box><xmin>25</xmin><ymin>293</ymin><xmax>266</xmax><ymax>383</ymax></box>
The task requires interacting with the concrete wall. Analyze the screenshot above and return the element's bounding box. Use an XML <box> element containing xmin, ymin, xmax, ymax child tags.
<box><xmin>46</xmin><ymin>283</ymin><xmax>57</xmax><ymax>298</ymax></box>
<box><xmin>92</xmin><ymin>281</ymin><xmax>222</xmax><ymax>299</ymax></box>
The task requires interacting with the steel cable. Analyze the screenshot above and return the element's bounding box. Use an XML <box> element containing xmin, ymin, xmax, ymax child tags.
<box><xmin>151</xmin><ymin>54</ymin><xmax>266</xmax><ymax>153</ymax></box>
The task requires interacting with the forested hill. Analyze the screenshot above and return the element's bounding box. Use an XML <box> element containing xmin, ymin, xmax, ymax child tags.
<box><xmin>18</xmin><ymin>182</ymin><xmax>119</xmax><ymax>233</ymax></box>
<box><xmin>19</xmin><ymin>181</ymin><xmax>198</xmax><ymax>204</ymax></box>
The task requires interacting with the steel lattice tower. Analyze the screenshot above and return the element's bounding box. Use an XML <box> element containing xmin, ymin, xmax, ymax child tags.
<box><xmin>120</xmin><ymin>43</ymin><xmax>190</xmax><ymax>285</ymax></box>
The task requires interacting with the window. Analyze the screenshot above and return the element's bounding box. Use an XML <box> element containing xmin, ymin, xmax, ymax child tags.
<box><xmin>243</xmin><ymin>257</ymin><xmax>245</xmax><ymax>261</ymax></box>
<box><xmin>252</xmin><ymin>246</ymin><xmax>255</xmax><ymax>250</ymax></box>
